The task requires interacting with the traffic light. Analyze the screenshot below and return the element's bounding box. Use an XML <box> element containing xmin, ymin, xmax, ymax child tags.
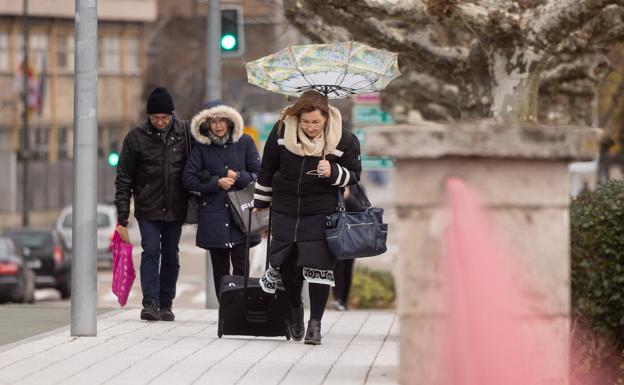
<box><xmin>221</xmin><ymin>7</ymin><xmax>244</xmax><ymax>57</ymax></box>
<box><xmin>107</xmin><ymin>151</ymin><xmax>120</xmax><ymax>167</ymax></box>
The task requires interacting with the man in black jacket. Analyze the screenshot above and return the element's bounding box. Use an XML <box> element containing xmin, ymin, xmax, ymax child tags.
<box><xmin>114</xmin><ymin>87</ymin><xmax>190</xmax><ymax>322</ymax></box>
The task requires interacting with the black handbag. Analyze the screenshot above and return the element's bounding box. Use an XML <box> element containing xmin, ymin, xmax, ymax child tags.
<box><xmin>325</xmin><ymin>186</ymin><xmax>388</xmax><ymax>259</ymax></box>
<box><xmin>184</xmin><ymin>126</ymin><xmax>199</xmax><ymax>224</ymax></box>
<box><xmin>227</xmin><ymin>182</ymin><xmax>270</xmax><ymax>234</ymax></box>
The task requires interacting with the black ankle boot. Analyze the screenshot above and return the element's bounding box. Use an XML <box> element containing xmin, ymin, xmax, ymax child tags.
<box><xmin>304</xmin><ymin>319</ymin><xmax>321</xmax><ymax>345</ymax></box>
<box><xmin>289</xmin><ymin>303</ymin><xmax>305</xmax><ymax>341</ymax></box>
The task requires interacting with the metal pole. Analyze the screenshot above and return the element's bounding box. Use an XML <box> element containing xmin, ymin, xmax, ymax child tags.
<box><xmin>21</xmin><ymin>0</ymin><xmax>29</xmax><ymax>227</ymax></box>
<box><xmin>206</xmin><ymin>0</ymin><xmax>221</xmax><ymax>101</ymax></box>
<box><xmin>205</xmin><ymin>0</ymin><xmax>221</xmax><ymax>309</ymax></box>
<box><xmin>71</xmin><ymin>0</ymin><xmax>98</xmax><ymax>336</ymax></box>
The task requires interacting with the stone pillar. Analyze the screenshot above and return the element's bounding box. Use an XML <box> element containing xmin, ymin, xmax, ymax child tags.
<box><xmin>365</xmin><ymin>122</ymin><xmax>600</xmax><ymax>385</ymax></box>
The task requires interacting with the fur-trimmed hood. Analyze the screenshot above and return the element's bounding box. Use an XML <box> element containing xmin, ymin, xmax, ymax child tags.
<box><xmin>190</xmin><ymin>105</ymin><xmax>244</xmax><ymax>145</ymax></box>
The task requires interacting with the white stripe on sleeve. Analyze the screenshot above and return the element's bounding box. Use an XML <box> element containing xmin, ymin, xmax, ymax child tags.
<box><xmin>254</xmin><ymin>194</ymin><xmax>272</xmax><ymax>202</ymax></box>
<box><xmin>340</xmin><ymin>167</ymin><xmax>351</xmax><ymax>187</ymax></box>
<box><xmin>332</xmin><ymin>165</ymin><xmax>344</xmax><ymax>186</ymax></box>
<box><xmin>255</xmin><ymin>182</ymin><xmax>273</xmax><ymax>192</ymax></box>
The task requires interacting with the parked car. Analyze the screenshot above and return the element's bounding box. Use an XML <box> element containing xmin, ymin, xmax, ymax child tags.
<box><xmin>55</xmin><ymin>204</ymin><xmax>117</xmax><ymax>267</ymax></box>
<box><xmin>0</xmin><ymin>237</ymin><xmax>35</xmax><ymax>304</ymax></box>
<box><xmin>2</xmin><ymin>229</ymin><xmax>71</xmax><ymax>299</ymax></box>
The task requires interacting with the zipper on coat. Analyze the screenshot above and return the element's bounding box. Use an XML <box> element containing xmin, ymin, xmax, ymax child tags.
<box><xmin>162</xmin><ymin>132</ymin><xmax>170</xmax><ymax>221</ymax></box>
<box><xmin>293</xmin><ymin>157</ymin><xmax>306</xmax><ymax>242</ymax></box>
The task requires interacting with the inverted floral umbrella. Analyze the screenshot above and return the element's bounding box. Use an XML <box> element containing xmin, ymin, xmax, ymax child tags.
<box><xmin>245</xmin><ymin>41</ymin><xmax>401</xmax><ymax>99</ymax></box>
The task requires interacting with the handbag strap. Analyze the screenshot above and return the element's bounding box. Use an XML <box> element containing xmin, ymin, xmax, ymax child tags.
<box><xmin>336</xmin><ymin>184</ymin><xmax>371</xmax><ymax>212</ymax></box>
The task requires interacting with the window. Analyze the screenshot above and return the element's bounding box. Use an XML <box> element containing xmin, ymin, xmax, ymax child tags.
<box><xmin>0</xmin><ymin>32</ymin><xmax>8</xmax><ymax>71</ymax></box>
<box><xmin>16</xmin><ymin>33</ymin><xmax>48</xmax><ymax>68</ymax></box>
<box><xmin>58</xmin><ymin>127</ymin><xmax>69</xmax><ymax>160</ymax></box>
<box><xmin>34</xmin><ymin>127</ymin><xmax>49</xmax><ymax>158</ymax></box>
<box><xmin>126</xmin><ymin>36</ymin><xmax>139</xmax><ymax>72</ymax></box>
<box><xmin>56</xmin><ymin>34</ymin><xmax>74</xmax><ymax>70</ymax></box>
<box><xmin>99</xmin><ymin>36</ymin><xmax>120</xmax><ymax>71</ymax></box>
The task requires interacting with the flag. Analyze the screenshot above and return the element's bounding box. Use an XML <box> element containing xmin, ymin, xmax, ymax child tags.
<box><xmin>12</xmin><ymin>59</ymin><xmax>39</xmax><ymax>116</ymax></box>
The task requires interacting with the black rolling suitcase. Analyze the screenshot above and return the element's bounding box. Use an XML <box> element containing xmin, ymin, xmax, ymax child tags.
<box><xmin>217</xmin><ymin>209</ymin><xmax>291</xmax><ymax>339</ymax></box>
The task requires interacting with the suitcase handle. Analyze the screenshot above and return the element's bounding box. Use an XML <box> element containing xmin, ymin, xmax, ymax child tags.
<box><xmin>243</xmin><ymin>207</ymin><xmax>272</xmax><ymax>291</ymax></box>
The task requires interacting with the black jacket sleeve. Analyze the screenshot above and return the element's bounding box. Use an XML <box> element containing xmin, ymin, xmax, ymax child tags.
<box><xmin>253</xmin><ymin>123</ymin><xmax>281</xmax><ymax>209</ymax></box>
<box><xmin>114</xmin><ymin>133</ymin><xmax>136</xmax><ymax>226</ymax></box>
<box><xmin>326</xmin><ymin>131</ymin><xmax>362</xmax><ymax>188</ymax></box>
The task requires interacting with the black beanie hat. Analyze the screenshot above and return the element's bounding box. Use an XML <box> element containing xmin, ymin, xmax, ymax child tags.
<box><xmin>147</xmin><ymin>87</ymin><xmax>174</xmax><ymax>115</ymax></box>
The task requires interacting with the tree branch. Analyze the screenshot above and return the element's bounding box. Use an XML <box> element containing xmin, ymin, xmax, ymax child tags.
<box><xmin>283</xmin><ymin>0</ymin><xmax>470</xmax><ymax>79</ymax></box>
<box><xmin>529</xmin><ymin>0</ymin><xmax>624</xmax><ymax>51</ymax></box>
<box><xmin>541</xmin><ymin>54</ymin><xmax>610</xmax><ymax>88</ymax></box>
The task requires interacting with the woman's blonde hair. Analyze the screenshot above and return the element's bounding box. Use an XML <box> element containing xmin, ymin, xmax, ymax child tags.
<box><xmin>279</xmin><ymin>90</ymin><xmax>329</xmax><ymax>132</ymax></box>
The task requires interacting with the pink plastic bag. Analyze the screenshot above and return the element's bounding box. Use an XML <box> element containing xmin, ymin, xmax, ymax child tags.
<box><xmin>109</xmin><ymin>231</ymin><xmax>136</xmax><ymax>307</ymax></box>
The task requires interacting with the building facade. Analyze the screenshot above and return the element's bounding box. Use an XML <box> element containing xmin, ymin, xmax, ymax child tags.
<box><xmin>0</xmin><ymin>0</ymin><xmax>156</xmax><ymax>217</ymax></box>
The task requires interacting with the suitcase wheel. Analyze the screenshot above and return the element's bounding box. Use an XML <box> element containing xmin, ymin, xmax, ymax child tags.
<box><xmin>218</xmin><ymin>332</ymin><xmax>223</xmax><ymax>338</ymax></box>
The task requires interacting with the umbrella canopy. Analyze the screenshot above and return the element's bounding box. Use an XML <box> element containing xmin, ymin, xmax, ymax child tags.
<box><xmin>245</xmin><ymin>41</ymin><xmax>400</xmax><ymax>99</ymax></box>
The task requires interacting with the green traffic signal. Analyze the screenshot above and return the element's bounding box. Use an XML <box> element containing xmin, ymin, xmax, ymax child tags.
<box><xmin>107</xmin><ymin>151</ymin><xmax>120</xmax><ymax>167</ymax></box>
<box><xmin>221</xmin><ymin>34</ymin><xmax>237</xmax><ymax>51</ymax></box>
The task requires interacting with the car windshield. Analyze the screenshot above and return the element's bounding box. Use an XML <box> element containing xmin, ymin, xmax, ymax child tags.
<box><xmin>63</xmin><ymin>212</ymin><xmax>111</xmax><ymax>228</ymax></box>
<box><xmin>8</xmin><ymin>232</ymin><xmax>53</xmax><ymax>250</ymax></box>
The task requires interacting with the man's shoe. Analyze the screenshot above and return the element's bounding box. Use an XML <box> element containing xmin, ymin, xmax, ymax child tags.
<box><xmin>304</xmin><ymin>319</ymin><xmax>321</xmax><ymax>345</ymax></box>
<box><xmin>140</xmin><ymin>304</ymin><xmax>160</xmax><ymax>321</ymax></box>
<box><xmin>159</xmin><ymin>306</ymin><xmax>175</xmax><ymax>322</ymax></box>
<box><xmin>289</xmin><ymin>303</ymin><xmax>305</xmax><ymax>341</ymax></box>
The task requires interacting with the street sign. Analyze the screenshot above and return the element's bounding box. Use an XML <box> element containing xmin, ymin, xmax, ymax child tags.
<box><xmin>353</xmin><ymin>105</ymin><xmax>394</xmax><ymax>125</ymax></box>
<box><xmin>361</xmin><ymin>156</ymin><xmax>394</xmax><ymax>170</ymax></box>
<box><xmin>354</xmin><ymin>92</ymin><xmax>381</xmax><ymax>105</ymax></box>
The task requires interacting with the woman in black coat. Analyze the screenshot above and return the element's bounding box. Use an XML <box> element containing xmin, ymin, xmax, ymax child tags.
<box><xmin>183</xmin><ymin>101</ymin><xmax>261</xmax><ymax>298</ymax></box>
<box><xmin>253</xmin><ymin>90</ymin><xmax>362</xmax><ymax>345</ymax></box>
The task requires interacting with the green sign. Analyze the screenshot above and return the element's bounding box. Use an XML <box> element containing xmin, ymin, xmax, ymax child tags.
<box><xmin>353</xmin><ymin>105</ymin><xmax>394</xmax><ymax>125</ymax></box>
<box><xmin>361</xmin><ymin>156</ymin><xmax>394</xmax><ymax>170</ymax></box>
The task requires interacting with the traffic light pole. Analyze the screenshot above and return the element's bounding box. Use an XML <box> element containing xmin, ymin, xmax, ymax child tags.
<box><xmin>204</xmin><ymin>0</ymin><xmax>221</xmax><ymax>309</ymax></box>
<box><xmin>71</xmin><ymin>0</ymin><xmax>98</xmax><ymax>336</ymax></box>
<box><xmin>207</xmin><ymin>0</ymin><xmax>221</xmax><ymax>101</ymax></box>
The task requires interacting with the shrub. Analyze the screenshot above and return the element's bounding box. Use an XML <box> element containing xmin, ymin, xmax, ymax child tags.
<box><xmin>348</xmin><ymin>266</ymin><xmax>395</xmax><ymax>309</ymax></box>
<box><xmin>571</xmin><ymin>179</ymin><xmax>624</xmax><ymax>342</ymax></box>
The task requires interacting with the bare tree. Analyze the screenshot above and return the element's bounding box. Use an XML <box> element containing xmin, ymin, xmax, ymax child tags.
<box><xmin>283</xmin><ymin>0</ymin><xmax>624</xmax><ymax>124</ymax></box>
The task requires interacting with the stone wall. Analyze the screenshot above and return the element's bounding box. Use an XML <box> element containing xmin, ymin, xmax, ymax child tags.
<box><xmin>365</xmin><ymin>122</ymin><xmax>601</xmax><ymax>385</ymax></box>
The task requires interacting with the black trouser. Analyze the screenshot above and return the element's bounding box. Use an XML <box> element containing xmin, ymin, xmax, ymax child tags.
<box><xmin>279</xmin><ymin>253</ymin><xmax>331</xmax><ymax>321</ymax></box>
<box><xmin>209</xmin><ymin>243</ymin><xmax>246</xmax><ymax>298</ymax></box>
<box><xmin>333</xmin><ymin>259</ymin><xmax>354</xmax><ymax>308</ymax></box>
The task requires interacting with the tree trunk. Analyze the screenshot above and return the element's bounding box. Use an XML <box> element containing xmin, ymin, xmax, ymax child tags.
<box><xmin>490</xmin><ymin>49</ymin><xmax>544</xmax><ymax>122</ymax></box>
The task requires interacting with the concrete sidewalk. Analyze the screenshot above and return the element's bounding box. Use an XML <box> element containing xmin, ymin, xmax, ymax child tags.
<box><xmin>0</xmin><ymin>309</ymin><xmax>398</xmax><ymax>385</ymax></box>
